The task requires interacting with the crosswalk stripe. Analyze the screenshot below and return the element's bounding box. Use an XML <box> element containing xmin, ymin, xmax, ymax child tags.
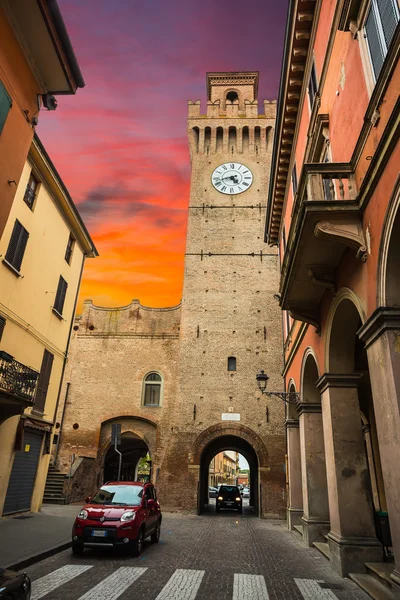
<box><xmin>294</xmin><ymin>579</ymin><xmax>338</xmax><ymax>599</ymax></box>
<box><xmin>77</xmin><ymin>566</ymin><xmax>147</xmax><ymax>600</ymax></box>
<box><xmin>32</xmin><ymin>565</ymin><xmax>93</xmax><ymax>600</ymax></box>
<box><xmin>233</xmin><ymin>574</ymin><xmax>269</xmax><ymax>599</ymax></box>
<box><xmin>155</xmin><ymin>569</ymin><xmax>205</xmax><ymax>600</ymax></box>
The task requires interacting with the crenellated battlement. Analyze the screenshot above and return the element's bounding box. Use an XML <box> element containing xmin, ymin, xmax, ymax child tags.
<box><xmin>187</xmin><ymin>99</ymin><xmax>276</xmax><ymax>119</ymax></box>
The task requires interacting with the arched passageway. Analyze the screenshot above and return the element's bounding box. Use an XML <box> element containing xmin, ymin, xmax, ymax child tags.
<box><xmin>103</xmin><ymin>432</ymin><xmax>149</xmax><ymax>483</ymax></box>
<box><xmin>198</xmin><ymin>435</ymin><xmax>259</xmax><ymax>517</ymax></box>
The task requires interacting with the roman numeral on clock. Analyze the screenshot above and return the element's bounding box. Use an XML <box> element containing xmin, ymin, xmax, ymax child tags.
<box><xmin>230</xmin><ymin>187</ymin><xmax>234</xmax><ymax>194</ymax></box>
<box><xmin>230</xmin><ymin>164</ymin><xmax>235</xmax><ymax>169</ymax></box>
<box><xmin>221</xmin><ymin>186</ymin><xmax>227</xmax><ymax>192</ymax></box>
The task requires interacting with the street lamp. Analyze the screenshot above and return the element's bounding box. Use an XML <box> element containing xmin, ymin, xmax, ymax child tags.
<box><xmin>256</xmin><ymin>370</ymin><xmax>299</xmax><ymax>404</ymax></box>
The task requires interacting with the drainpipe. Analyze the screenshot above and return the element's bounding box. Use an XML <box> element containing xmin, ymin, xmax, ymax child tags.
<box><xmin>53</xmin><ymin>252</ymin><xmax>87</xmax><ymax>464</ymax></box>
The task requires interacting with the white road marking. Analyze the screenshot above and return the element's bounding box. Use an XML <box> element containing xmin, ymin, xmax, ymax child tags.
<box><xmin>295</xmin><ymin>579</ymin><xmax>339</xmax><ymax>599</ymax></box>
<box><xmin>233</xmin><ymin>573</ymin><xmax>269</xmax><ymax>599</ymax></box>
<box><xmin>77</xmin><ymin>567</ymin><xmax>147</xmax><ymax>600</ymax></box>
<box><xmin>31</xmin><ymin>565</ymin><xmax>93</xmax><ymax>600</ymax></box>
<box><xmin>155</xmin><ymin>569</ymin><xmax>205</xmax><ymax>600</ymax></box>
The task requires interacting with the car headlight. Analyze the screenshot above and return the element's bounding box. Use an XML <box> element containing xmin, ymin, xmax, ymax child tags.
<box><xmin>121</xmin><ymin>511</ymin><xmax>136</xmax><ymax>522</ymax></box>
<box><xmin>235</xmin><ymin>497</ymin><xmax>241</xmax><ymax>501</ymax></box>
<box><xmin>217</xmin><ymin>496</ymin><xmax>223</xmax><ymax>501</ymax></box>
<box><xmin>77</xmin><ymin>509</ymin><xmax>88</xmax><ymax>520</ymax></box>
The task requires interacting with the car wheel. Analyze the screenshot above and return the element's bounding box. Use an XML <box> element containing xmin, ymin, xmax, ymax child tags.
<box><xmin>151</xmin><ymin>520</ymin><xmax>161</xmax><ymax>543</ymax></box>
<box><xmin>72</xmin><ymin>543</ymin><xmax>84</xmax><ymax>555</ymax></box>
<box><xmin>132</xmin><ymin>528</ymin><xmax>144</xmax><ymax>556</ymax></box>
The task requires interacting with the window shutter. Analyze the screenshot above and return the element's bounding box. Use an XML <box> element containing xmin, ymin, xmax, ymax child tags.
<box><xmin>34</xmin><ymin>350</ymin><xmax>54</xmax><ymax>412</ymax></box>
<box><xmin>54</xmin><ymin>276</ymin><xmax>68</xmax><ymax>315</ymax></box>
<box><xmin>376</xmin><ymin>0</ymin><xmax>399</xmax><ymax>50</ymax></box>
<box><xmin>365</xmin><ymin>5</ymin><xmax>385</xmax><ymax>79</ymax></box>
<box><xmin>0</xmin><ymin>316</ymin><xmax>5</xmax><ymax>341</ymax></box>
<box><xmin>5</xmin><ymin>220</ymin><xmax>29</xmax><ymax>271</ymax></box>
<box><xmin>0</xmin><ymin>80</ymin><xmax>12</xmax><ymax>135</ymax></box>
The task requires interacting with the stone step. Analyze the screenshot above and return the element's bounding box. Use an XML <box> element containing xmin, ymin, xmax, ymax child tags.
<box><xmin>42</xmin><ymin>496</ymin><xmax>66</xmax><ymax>505</ymax></box>
<box><xmin>44</xmin><ymin>480</ymin><xmax>64</xmax><ymax>488</ymax></box>
<box><xmin>349</xmin><ymin>573</ymin><xmax>393</xmax><ymax>600</ymax></box>
<box><xmin>366</xmin><ymin>563</ymin><xmax>395</xmax><ymax>590</ymax></box>
<box><xmin>313</xmin><ymin>541</ymin><xmax>330</xmax><ymax>560</ymax></box>
<box><xmin>293</xmin><ymin>525</ymin><xmax>303</xmax><ymax>537</ymax></box>
<box><xmin>46</xmin><ymin>473</ymin><xmax>66</xmax><ymax>480</ymax></box>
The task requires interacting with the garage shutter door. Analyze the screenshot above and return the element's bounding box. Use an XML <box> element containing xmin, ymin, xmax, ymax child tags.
<box><xmin>3</xmin><ymin>429</ymin><xmax>43</xmax><ymax>514</ymax></box>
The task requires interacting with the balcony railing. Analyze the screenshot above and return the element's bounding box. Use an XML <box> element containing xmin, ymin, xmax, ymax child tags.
<box><xmin>298</xmin><ymin>163</ymin><xmax>357</xmax><ymax>204</ymax></box>
<box><xmin>0</xmin><ymin>351</ymin><xmax>39</xmax><ymax>403</ymax></box>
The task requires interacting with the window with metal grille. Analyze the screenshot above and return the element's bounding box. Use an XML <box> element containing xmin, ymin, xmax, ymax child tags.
<box><xmin>228</xmin><ymin>356</ymin><xmax>236</xmax><ymax>371</ymax></box>
<box><xmin>0</xmin><ymin>80</ymin><xmax>12</xmax><ymax>135</ymax></box>
<box><xmin>23</xmin><ymin>174</ymin><xmax>39</xmax><ymax>210</ymax></box>
<box><xmin>143</xmin><ymin>372</ymin><xmax>162</xmax><ymax>406</ymax></box>
<box><xmin>4</xmin><ymin>220</ymin><xmax>29</xmax><ymax>272</ymax></box>
<box><xmin>34</xmin><ymin>349</ymin><xmax>54</xmax><ymax>412</ymax></box>
<box><xmin>0</xmin><ymin>316</ymin><xmax>5</xmax><ymax>341</ymax></box>
<box><xmin>291</xmin><ymin>163</ymin><xmax>298</xmax><ymax>196</ymax></box>
<box><xmin>308</xmin><ymin>61</ymin><xmax>318</xmax><ymax>108</ymax></box>
<box><xmin>53</xmin><ymin>276</ymin><xmax>68</xmax><ymax>316</ymax></box>
<box><xmin>65</xmin><ymin>234</ymin><xmax>75</xmax><ymax>264</ymax></box>
<box><xmin>365</xmin><ymin>0</ymin><xmax>399</xmax><ymax>80</ymax></box>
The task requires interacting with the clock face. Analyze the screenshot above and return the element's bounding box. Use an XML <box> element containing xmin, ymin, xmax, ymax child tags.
<box><xmin>211</xmin><ymin>163</ymin><xmax>253</xmax><ymax>195</ymax></box>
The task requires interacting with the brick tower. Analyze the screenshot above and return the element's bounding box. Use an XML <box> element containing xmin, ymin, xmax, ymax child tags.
<box><xmin>161</xmin><ymin>72</ymin><xmax>286</xmax><ymax>517</ymax></box>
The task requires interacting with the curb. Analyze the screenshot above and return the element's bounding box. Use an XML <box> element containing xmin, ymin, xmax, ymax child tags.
<box><xmin>4</xmin><ymin>541</ymin><xmax>72</xmax><ymax>572</ymax></box>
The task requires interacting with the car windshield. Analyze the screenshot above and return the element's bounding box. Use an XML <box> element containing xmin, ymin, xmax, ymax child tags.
<box><xmin>219</xmin><ymin>486</ymin><xmax>239</xmax><ymax>494</ymax></box>
<box><xmin>90</xmin><ymin>485</ymin><xmax>143</xmax><ymax>506</ymax></box>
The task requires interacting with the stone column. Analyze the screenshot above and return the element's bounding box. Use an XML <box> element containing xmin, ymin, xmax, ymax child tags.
<box><xmin>316</xmin><ymin>374</ymin><xmax>381</xmax><ymax>576</ymax></box>
<box><xmin>298</xmin><ymin>402</ymin><xmax>330</xmax><ymax>546</ymax></box>
<box><xmin>359</xmin><ymin>308</ymin><xmax>400</xmax><ymax>597</ymax></box>
<box><xmin>286</xmin><ymin>418</ymin><xmax>303</xmax><ymax>530</ymax></box>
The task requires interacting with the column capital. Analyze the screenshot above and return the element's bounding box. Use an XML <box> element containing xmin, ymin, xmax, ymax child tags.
<box><xmin>358</xmin><ymin>306</ymin><xmax>400</xmax><ymax>349</ymax></box>
<box><xmin>316</xmin><ymin>373</ymin><xmax>363</xmax><ymax>392</ymax></box>
<box><xmin>297</xmin><ymin>402</ymin><xmax>322</xmax><ymax>415</ymax></box>
<box><xmin>285</xmin><ymin>418</ymin><xmax>300</xmax><ymax>429</ymax></box>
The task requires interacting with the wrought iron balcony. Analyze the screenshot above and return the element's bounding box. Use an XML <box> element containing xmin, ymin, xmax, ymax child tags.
<box><xmin>0</xmin><ymin>350</ymin><xmax>39</xmax><ymax>403</ymax></box>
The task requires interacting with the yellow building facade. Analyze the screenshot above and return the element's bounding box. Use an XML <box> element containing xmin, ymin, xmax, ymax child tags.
<box><xmin>0</xmin><ymin>136</ymin><xmax>97</xmax><ymax>516</ymax></box>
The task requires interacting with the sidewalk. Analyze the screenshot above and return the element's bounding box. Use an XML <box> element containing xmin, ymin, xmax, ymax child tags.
<box><xmin>0</xmin><ymin>503</ymin><xmax>82</xmax><ymax>571</ymax></box>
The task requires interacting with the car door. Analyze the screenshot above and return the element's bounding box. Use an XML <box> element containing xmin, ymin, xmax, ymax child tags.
<box><xmin>144</xmin><ymin>485</ymin><xmax>157</xmax><ymax>533</ymax></box>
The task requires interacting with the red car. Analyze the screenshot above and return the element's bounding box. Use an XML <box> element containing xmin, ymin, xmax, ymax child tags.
<box><xmin>72</xmin><ymin>481</ymin><xmax>161</xmax><ymax>556</ymax></box>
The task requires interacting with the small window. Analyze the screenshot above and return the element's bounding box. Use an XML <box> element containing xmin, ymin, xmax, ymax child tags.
<box><xmin>35</xmin><ymin>349</ymin><xmax>54</xmax><ymax>412</ymax></box>
<box><xmin>4</xmin><ymin>220</ymin><xmax>29</xmax><ymax>272</ymax></box>
<box><xmin>0</xmin><ymin>315</ymin><xmax>5</xmax><ymax>341</ymax></box>
<box><xmin>53</xmin><ymin>276</ymin><xmax>68</xmax><ymax>317</ymax></box>
<box><xmin>23</xmin><ymin>174</ymin><xmax>38</xmax><ymax>210</ymax></box>
<box><xmin>364</xmin><ymin>0</ymin><xmax>399</xmax><ymax>81</ymax></box>
<box><xmin>291</xmin><ymin>163</ymin><xmax>298</xmax><ymax>196</ymax></box>
<box><xmin>65</xmin><ymin>234</ymin><xmax>75</xmax><ymax>264</ymax></box>
<box><xmin>0</xmin><ymin>80</ymin><xmax>12</xmax><ymax>135</ymax></box>
<box><xmin>308</xmin><ymin>61</ymin><xmax>318</xmax><ymax>108</ymax></box>
<box><xmin>228</xmin><ymin>356</ymin><xmax>236</xmax><ymax>371</ymax></box>
<box><xmin>143</xmin><ymin>372</ymin><xmax>162</xmax><ymax>407</ymax></box>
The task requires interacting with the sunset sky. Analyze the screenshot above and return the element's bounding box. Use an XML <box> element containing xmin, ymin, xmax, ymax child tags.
<box><xmin>39</xmin><ymin>0</ymin><xmax>288</xmax><ymax>312</ymax></box>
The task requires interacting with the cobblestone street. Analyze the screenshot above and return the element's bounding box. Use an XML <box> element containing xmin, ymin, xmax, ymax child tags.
<box><xmin>25</xmin><ymin>512</ymin><xmax>369</xmax><ymax>599</ymax></box>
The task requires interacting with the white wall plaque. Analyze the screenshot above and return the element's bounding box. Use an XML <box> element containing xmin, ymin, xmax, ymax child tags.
<box><xmin>221</xmin><ymin>413</ymin><xmax>240</xmax><ymax>421</ymax></box>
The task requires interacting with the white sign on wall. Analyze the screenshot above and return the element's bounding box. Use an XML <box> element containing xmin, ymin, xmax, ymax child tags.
<box><xmin>221</xmin><ymin>413</ymin><xmax>240</xmax><ymax>421</ymax></box>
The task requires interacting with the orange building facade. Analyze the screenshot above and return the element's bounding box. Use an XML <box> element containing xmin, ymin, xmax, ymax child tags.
<box><xmin>266</xmin><ymin>0</ymin><xmax>400</xmax><ymax>593</ymax></box>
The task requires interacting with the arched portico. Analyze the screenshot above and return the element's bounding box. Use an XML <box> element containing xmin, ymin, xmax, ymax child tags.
<box><xmin>298</xmin><ymin>348</ymin><xmax>330</xmax><ymax>546</ymax></box>
<box><xmin>318</xmin><ymin>294</ymin><xmax>381</xmax><ymax>576</ymax></box>
<box><xmin>359</xmin><ymin>179</ymin><xmax>400</xmax><ymax>591</ymax></box>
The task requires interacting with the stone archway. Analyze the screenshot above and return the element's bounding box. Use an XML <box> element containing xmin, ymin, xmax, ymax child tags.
<box><xmin>189</xmin><ymin>423</ymin><xmax>277</xmax><ymax>518</ymax></box>
<box><xmin>103</xmin><ymin>432</ymin><xmax>149</xmax><ymax>483</ymax></box>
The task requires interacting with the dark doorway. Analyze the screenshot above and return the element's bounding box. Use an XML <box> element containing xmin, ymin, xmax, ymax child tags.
<box><xmin>198</xmin><ymin>435</ymin><xmax>259</xmax><ymax>517</ymax></box>
<box><xmin>103</xmin><ymin>433</ymin><xmax>149</xmax><ymax>483</ymax></box>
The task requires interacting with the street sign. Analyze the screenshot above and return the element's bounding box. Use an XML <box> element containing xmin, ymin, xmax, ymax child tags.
<box><xmin>111</xmin><ymin>423</ymin><xmax>121</xmax><ymax>446</ymax></box>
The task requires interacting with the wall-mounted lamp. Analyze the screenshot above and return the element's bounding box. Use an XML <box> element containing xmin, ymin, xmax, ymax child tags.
<box><xmin>256</xmin><ymin>370</ymin><xmax>299</xmax><ymax>404</ymax></box>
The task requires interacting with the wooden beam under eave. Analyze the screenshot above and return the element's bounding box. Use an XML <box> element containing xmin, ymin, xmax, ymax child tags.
<box><xmin>295</xmin><ymin>31</ymin><xmax>310</xmax><ymax>40</ymax></box>
<box><xmin>291</xmin><ymin>63</ymin><xmax>306</xmax><ymax>72</ymax></box>
<box><xmin>293</xmin><ymin>48</ymin><xmax>308</xmax><ymax>57</ymax></box>
<box><xmin>298</xmin><ymin>12</ymin><xmax>314</xmax><ymax>21</ymax></box>
<box><xmin>288</xmin><ymin>92</ymin><xmax>300</xmax><ymax>100</ymax></box>
<box><xmin>289</xmin><ymin>77</ymin><xmax>303</xmax><ymax>87</ymax></box>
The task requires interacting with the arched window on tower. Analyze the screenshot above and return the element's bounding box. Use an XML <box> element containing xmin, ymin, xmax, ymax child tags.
<box><xmin>226</xmin><ymin>90</ymin><xmax>239</xmax><ymax>103</ymax></box>
<box><xmin>204</xmin><ymin>127</ymin><xmax>211</xmax><ymax>154</ymax></box>
<box><xmin>255</xmin><ymin>126</ymin><xmax>261</xmax><ymax>153</ymax></box>
<box><xmin>192</xmin><ymin>127</ymin><xmax>199</xmax><ymax>153</ymax></box>
<box><xmin>242</xmin><ymin>126</ymin><xmax>249</xmax><ymax>152</ymax></box>
<box><xmin>216</xmin><ymin>126</ymin><xmax>223</xmax><ymax>152</ymax></box>
<box><xmin>228</xmin><ymin>356</ymin><xmax>237</xmax><ymax>371</ymax></box>
<box><xmin>228</xmin><ymin>126</ymin><xmax>236</xmax><ymax>153</ymax></box>
<box><xmin>142</xmin><ymin>372</ymin><xmax>163</xmax><ymax>407</ymax></box>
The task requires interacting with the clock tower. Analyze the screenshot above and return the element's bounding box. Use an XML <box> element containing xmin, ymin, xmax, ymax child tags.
<box><xmin>162</xmin><ymin>72</ymin><xmax>286</xmax><ymax>518</ymax></box>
